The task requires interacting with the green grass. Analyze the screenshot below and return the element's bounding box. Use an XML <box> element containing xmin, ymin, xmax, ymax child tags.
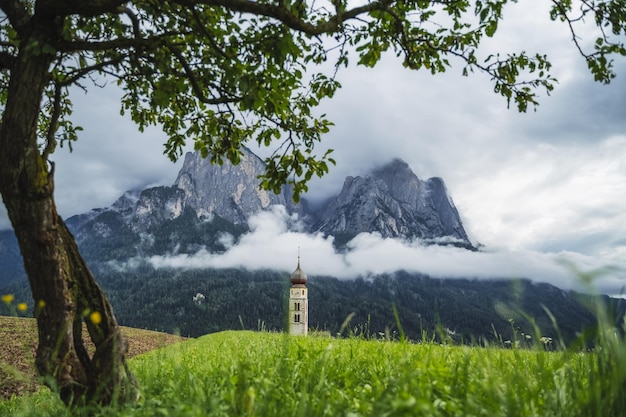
<box><xmin>2</xmin><ymin>325</ymin><xmax>626</xmax><ymax>417</ymax></box>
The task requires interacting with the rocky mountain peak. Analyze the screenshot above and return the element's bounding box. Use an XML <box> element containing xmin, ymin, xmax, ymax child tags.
<box><xmin>372</xmin><ymin>158</ymin><xmax>415</xmax><ymax>182</ymax></box>
<box><xmin>171</xmin><ymin>149</ymin><xmax>301</xmax><ymax>226</ymax></box>
<box><xmin>372</xmin><ymin>158</ymin><xmax>424</xmax><ymax>206</ymax></box>
<box><xmin>312</xmin><ymin>158</ymin><xmax>472</xmax><ymax>248</ymax></box>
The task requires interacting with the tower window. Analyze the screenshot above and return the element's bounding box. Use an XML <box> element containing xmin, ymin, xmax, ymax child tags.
<box><xmin>294</xmin><ymin>314</ymin><xmax>300</xmax><ymax>323</ymax></box>
<box><xmin>295</xmin><ymin>302</ymin><xmax>300</xmax><ymax>311</ymax></box>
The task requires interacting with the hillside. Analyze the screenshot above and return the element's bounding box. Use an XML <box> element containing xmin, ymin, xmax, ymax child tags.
<box><xmin>0</xmin><ymin>316</ymin><xmax>186</xmax><ymax>399</ymax></box>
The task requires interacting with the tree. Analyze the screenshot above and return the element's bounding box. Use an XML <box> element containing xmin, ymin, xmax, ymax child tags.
<box><xmin>0</xmin><ymin>0</ymin><xmax>624</xmax><ymax>407</ymax></box>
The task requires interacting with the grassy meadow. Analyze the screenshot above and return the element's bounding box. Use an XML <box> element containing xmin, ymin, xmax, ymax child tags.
<box><xmin>2</xmin><ymin>321</ymin><xmax>626</xmax><ymax>417</ymax></box>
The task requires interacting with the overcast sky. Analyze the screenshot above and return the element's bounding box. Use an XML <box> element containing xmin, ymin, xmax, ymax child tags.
<box><xmin>2</xmin><ymin>2</ymin><xmax>625</xmax><ymax>295</ymax></box>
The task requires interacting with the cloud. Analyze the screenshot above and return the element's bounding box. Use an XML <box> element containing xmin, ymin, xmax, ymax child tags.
<box><xmin>143</xmin><ymin>206</ymin><xmax>626</xmax><ymax>296</ymax></box>
<box><xmin>456</xmin><ymin>135</ymin><xmax>626</xmax><ymax>257</ymax></box>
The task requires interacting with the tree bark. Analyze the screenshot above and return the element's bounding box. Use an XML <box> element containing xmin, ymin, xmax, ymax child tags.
<box><xmin>0</xmin><ymin>15</ymin><xmax>138</xmax><ymax>407</ymax></box>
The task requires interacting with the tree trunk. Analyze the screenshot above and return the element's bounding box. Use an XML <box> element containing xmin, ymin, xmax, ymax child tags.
<box><xmin>0</xmin><ymin>19</ymin><xmax>138</xmax><ymax>407</ymax></box>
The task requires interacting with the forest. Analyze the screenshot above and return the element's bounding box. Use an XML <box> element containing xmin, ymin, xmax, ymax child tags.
<box><xmin>3</xmin><ymin>264</ymin><xmax>623</xmax><ymax>346</ymax></box>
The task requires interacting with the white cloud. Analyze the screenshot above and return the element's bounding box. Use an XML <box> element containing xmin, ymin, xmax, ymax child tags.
<box><xmin>145</xmin><ymin>207</ymin><xmax>626</xmax><ymax>296</ymax></box>
<box><xmin>457</xmin><ymin>135</ymin><xmax>626</xmax><ymax>256</ymax></box>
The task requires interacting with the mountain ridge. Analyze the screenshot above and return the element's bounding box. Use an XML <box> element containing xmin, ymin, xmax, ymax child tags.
<box><xmin>68</xmin><ymin>147</ymin><xmax>474</xmax><ymax>259</ymax></box>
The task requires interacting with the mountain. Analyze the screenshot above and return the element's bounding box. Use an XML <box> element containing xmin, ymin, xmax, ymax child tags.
<box><xmin>4</xmin><ymin>148</ymin><xmax>621</xmax><ymax>345</ymax></box>
<box><xmin>2</xmin><ymin>147</ymin><xmax>471</xmax><ymax>285</ymax></box>
<box><xmin>127</xmin><ymin>150</ymin><xmax>303</xmax><ymax>233</ymax></box>
<box><xmin>50</xmin><ymin>147</ymin><xmax>472</xmax><ymax>264</ymax></box>
<box><xmin>313</xmin><ymin>159</ymin><xmax>472</xmax><ymax>248</ymax></box>
<box><xmin>171</xmin><ymin>151</ymin><xmax>302</xmax><ymax>228</ymax></box>
<box><xmin>62</xmin><ymin>149</ymin><xmax>304</xmax><ymax>264</ymax></box>
<box><xmin>0</xmin><ymin>230</ymin><xmax>25</xmax><ymax>286</ymax></box>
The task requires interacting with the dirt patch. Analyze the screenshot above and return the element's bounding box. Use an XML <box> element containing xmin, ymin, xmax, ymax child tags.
<box><xmin>0</xmin><ymin>316</ymin><xmax>186</xmax><ymax>400</ymax></box>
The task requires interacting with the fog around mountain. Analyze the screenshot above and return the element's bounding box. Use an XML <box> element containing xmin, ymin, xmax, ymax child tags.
<box><xmin>129</xmin><ymin>205</ymin><xmax>621</xmax><ymax>297</ymax></box>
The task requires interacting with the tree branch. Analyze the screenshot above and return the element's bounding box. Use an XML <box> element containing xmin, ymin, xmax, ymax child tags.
<box><xmin>550</xmin><ymin>0</ymin><xmax>590</xmax><ymax>59</ymax></box>
<box><xmin>165</xmin><ymin>42</ymin><xmax>241</xmax><ymax>105</ymax></box>
<box><xmin>116</xmin><ymin>6</ymin><xmax>140</xmax><ymax>40</ymax></box>
<box><xmin>171</xmin><ymin>0</ymin><xmax>389</xmax><ymax>35</ymax></box>
<box><xmin>55</xmin><ymin>34</ymin><xmax>174</xmax><ymax>53</ymax></box>
<box><xmin>0</xmin><ymin>0</ymin><xmax>31</xmax><ymax>34</ymax></box>
<box><xmin>42</xmin><ymin>82</ymin><xmax>62</xmax><ymax>161</ymax></box>
<box><xmin>36</xmin><ymin>0</ymin><xmax>128</xmax><ymax>18</ymax></box>
<box><xmin>57</xmin><ymin>54</ymin><xmax>129</xmax><ymax>86</ymax></box>
<box><xmin>190</xmin><ymin>6</ymin><xmax>233</xmax><ymax>60</ymax></box>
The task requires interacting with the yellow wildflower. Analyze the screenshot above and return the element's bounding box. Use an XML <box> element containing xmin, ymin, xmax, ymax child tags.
<box><xmin>17</xmin><ymin>303</ymin><xmax>28</xmax><ymax>312</ymax></box>
<box><xmin>90</xmin><ymin>311</ymin><xmax>102</xmax><ymax>325</ymax></box>
<box><xmin>1</xmin><ymin>294</ymin><xmax>14</xmax><ymax>305</ymax></box>
<box><xmin>37</xmin><ymin>300</ymin><xmax>46</xmax><ymax>309</ymax></box>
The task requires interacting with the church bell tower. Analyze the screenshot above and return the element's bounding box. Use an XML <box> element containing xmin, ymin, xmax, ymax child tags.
<box><xmin>288</xmin><ymin>256</ymin><xmax>308</xmax><ymax>336</ymax></box>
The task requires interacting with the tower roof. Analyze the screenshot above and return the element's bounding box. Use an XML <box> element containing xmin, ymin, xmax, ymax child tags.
<box><xmin>290</xmin><ymin>257</ymin><xmax>308</xmax><ymax>285</ymax></box>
